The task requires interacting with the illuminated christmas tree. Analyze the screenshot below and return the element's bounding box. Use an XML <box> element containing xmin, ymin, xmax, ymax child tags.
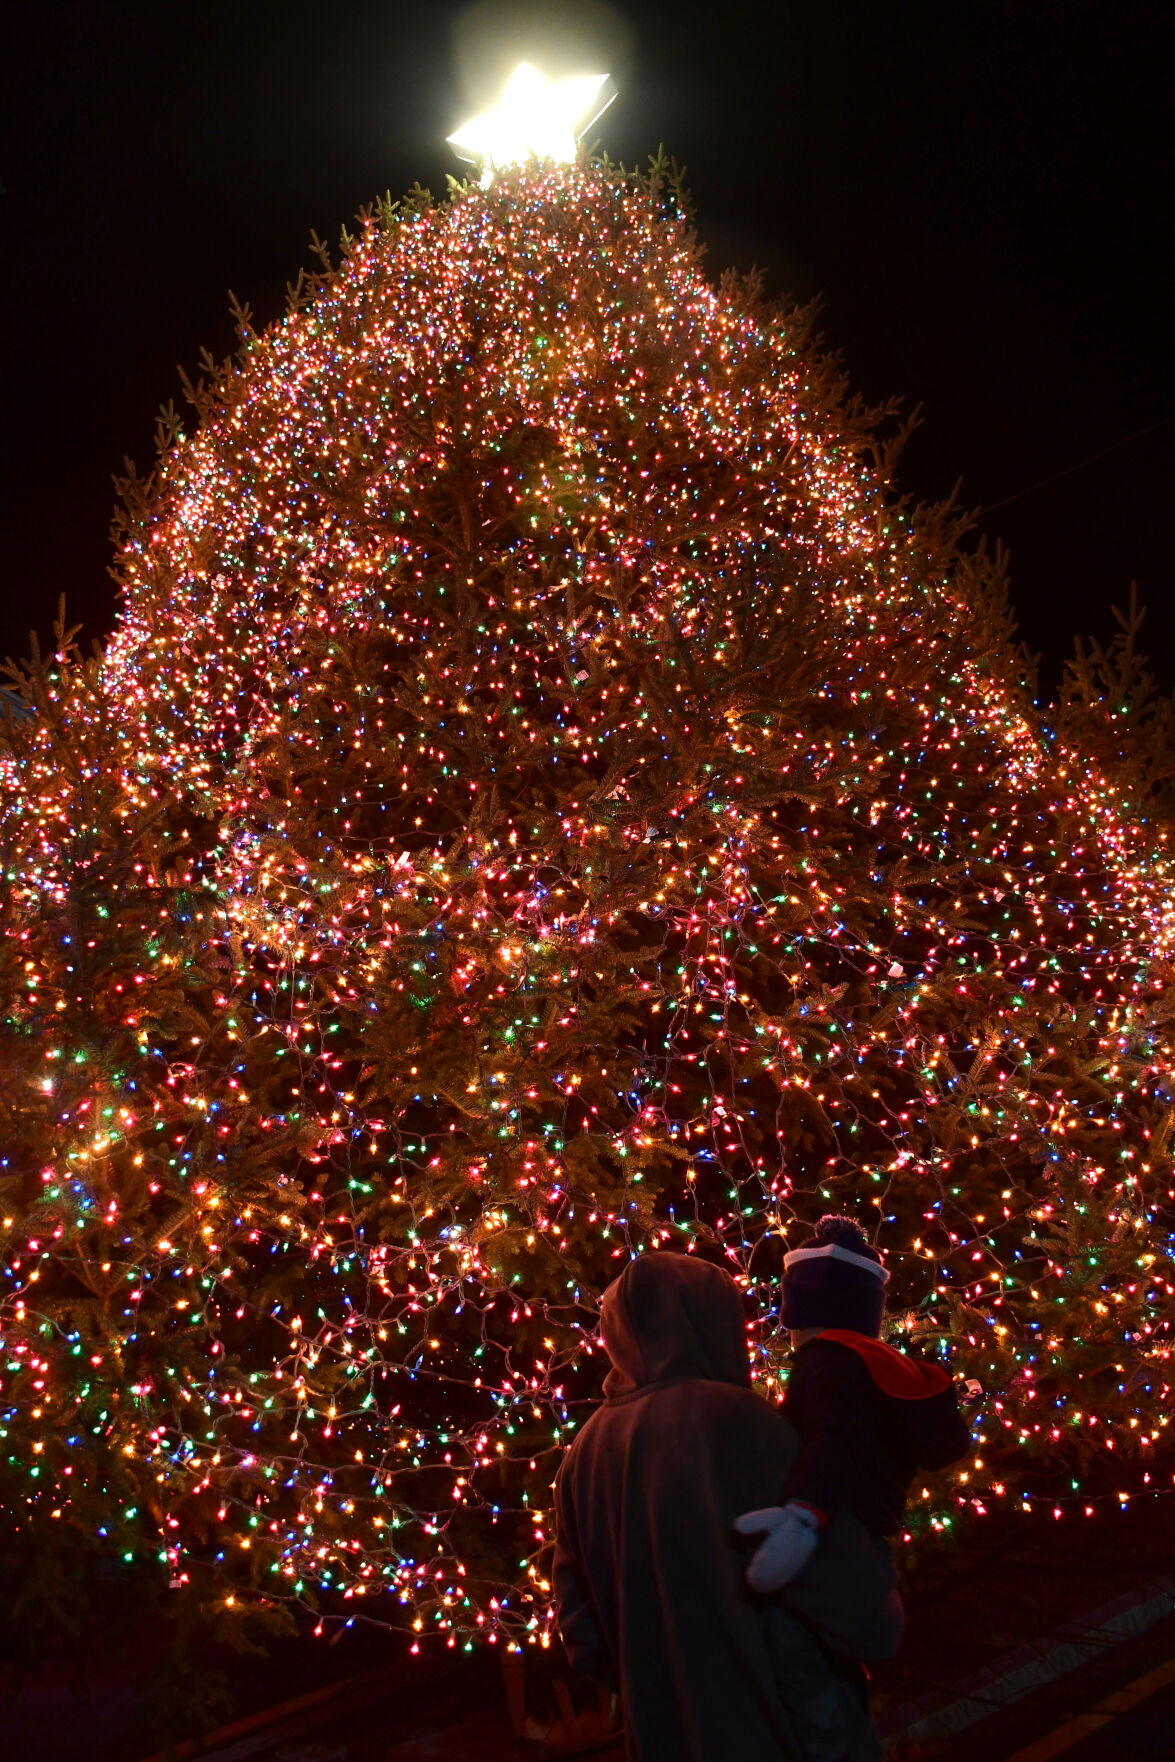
<box><xmin>3</xmin><ymin>149</ymin><xmax>1173</xmax><ymax>1649</ymax></box>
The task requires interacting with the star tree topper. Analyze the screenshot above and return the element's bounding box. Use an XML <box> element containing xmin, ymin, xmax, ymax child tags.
<box><xmin>448</xmin><ymin>63</ymin><xmax>616</xmax><ymax>179</ymax></box>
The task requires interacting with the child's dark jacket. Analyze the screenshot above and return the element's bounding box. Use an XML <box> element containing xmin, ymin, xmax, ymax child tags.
<box><xmin>783</xmin><ymin>1331</ymin><xmax>972</xmax><ymax>1536</ymax></box>
<box><xmin>554</xmin><ymin>1257</ymin><xmax>897</xmax><ymax>1762</ymax></box>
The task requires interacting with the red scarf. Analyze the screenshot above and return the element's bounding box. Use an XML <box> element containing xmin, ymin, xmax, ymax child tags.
<box><xmin>816</xmin><ymin>1329</ymin><xmax>952</xmax><ymax>1400</ymax></box>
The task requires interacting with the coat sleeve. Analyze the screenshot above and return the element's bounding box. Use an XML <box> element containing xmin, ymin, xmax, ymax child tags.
<box><xmin>905</xmin><ymin>1383</ymin><xmax>973</xmax><ymax>1471</ymax></box>
<box><xmin>782</xmin><ymin>1342</ymin><xmax>877</xmax><ymax>1518</ymax></box>
<box><xmin>552</xmin><ymin>1466</ymin><xmax>617</xmax><ymax>1689</ymax></box>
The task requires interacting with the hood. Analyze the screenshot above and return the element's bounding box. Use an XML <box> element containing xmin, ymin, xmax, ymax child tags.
<box><xmin>600</xmin><ymin>1252</ymin><xmax>752</xmax><ymax>1397</ymax></box>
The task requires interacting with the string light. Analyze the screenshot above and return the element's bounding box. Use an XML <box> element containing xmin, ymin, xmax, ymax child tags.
<box><xmin>1</xmin><ymin>159</ymin><xmax>1172</xmax><ymax>1651</ymax></box>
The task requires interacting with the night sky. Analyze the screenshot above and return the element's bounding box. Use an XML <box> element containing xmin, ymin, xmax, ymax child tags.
<box><xmin>5</xmin><ymin>1</ymin><xmax>1172</xmax><ymax>694</ymax></box>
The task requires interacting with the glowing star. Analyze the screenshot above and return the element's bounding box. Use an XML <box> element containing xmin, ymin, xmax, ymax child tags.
<box><xmin>448</xmin><ymin>63</ymin><xmax>615</xmax><ymax>180</ymax></box>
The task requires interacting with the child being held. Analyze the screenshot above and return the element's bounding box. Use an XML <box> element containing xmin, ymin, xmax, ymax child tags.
<box><xmin>736</xmin><ymin>1215</ymin><xmax>977</xmax><ymax>1595</ymax></box>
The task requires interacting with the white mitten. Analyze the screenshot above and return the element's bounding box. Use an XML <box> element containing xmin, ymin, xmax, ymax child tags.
<box><xmin>734</xmin><ymin>1501</ymin><xmax>824</xmax><ymax>1593</ymax></box>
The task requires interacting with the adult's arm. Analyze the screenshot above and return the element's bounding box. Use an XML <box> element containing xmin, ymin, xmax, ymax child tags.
<box><xmin>552</xmin><ymin>1472</ymin><xmax>617</xmax><ymax>1689</ymax></box>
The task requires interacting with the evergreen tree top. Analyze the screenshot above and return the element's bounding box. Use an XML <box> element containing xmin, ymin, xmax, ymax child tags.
<box><xmin>106</xmin><ymin>159</ymin><xmax>981</xmax><ymax>738</ymax></box>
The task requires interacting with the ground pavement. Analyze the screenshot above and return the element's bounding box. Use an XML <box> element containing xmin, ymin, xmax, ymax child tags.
<box><xmin>118</xmin><ymin>1607</ymin><xmax>1175</xmax><ymax>1762</ymax></box>
<box><xmin>166</xmin><ymin>1605</ymin><xmax>1175</xmax><ymax>1762</ymax></box>
<box><xmin>912</xmin><ymin>1608</ymin><xmax>1175</xmax><ymax>1762</ymax></box>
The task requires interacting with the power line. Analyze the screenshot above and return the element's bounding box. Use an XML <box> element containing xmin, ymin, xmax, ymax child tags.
<box><xmin>981</xmin><ymin>412</ymin><xmax>1175</xmax><ymax>517</ymax></box>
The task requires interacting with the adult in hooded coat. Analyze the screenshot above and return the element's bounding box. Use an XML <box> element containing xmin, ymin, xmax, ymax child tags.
<box><xmin>553</xmin><ymin>1252</ymin><xmax>899</xmax><ymax>1762</ymax></box>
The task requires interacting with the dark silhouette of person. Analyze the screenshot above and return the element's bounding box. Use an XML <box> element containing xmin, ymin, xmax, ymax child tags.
<box><xmin>554</xmin><ymin>1251</ymin><xmax>900</xmax><ymax>1761</ymax></box>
